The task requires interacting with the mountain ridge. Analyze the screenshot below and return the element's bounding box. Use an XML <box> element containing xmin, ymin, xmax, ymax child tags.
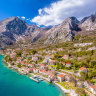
<box><xmin>0</xmin><ymin>13</ymin><xmax>96</xmax><ymax>49</ymax></box>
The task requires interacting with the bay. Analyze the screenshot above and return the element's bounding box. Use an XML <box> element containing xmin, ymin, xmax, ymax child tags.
<box><xmin>0</xmin><ymin>55</ymin><xmax>65</xmax><ymax>96</ymax></box>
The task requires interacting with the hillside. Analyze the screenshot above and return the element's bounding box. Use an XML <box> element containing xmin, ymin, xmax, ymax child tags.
<box><xmin>0</xmin><ymin>13</ymin><xmax>96</xmax><ymax>49</ymax></box>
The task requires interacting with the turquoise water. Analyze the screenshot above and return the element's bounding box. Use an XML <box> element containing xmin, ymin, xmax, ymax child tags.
<box><xmin>0</xmin><ymin>55</ymin><xmax>65</xmax><ymax>96</ymax></box>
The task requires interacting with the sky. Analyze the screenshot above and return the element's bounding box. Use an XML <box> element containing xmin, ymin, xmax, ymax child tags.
<box><xmin>0</xmin><ymin>0</ymin><xmax>96</xmax><ymax>26</ymax></box>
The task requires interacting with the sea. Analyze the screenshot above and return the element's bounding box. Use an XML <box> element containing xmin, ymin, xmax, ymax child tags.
<box><xmin>0</xmin><ymin>55</ymin><xmax>66</xmax><ymax>96</ymax></box>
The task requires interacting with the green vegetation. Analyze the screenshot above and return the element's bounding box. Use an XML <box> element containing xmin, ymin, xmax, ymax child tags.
<box><xmin>75</xmin><ymin>88</ymin><xmax>86</xmax><ymax>96</ymax></box>
<box><xmin>58</xmin><ymin>82</ymin><xmax>70</xmax><ymax>89</ymax></box>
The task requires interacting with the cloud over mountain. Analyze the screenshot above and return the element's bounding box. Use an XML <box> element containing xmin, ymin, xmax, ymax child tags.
<box><xmin>31</xmin><ymin>0</ymin><xmax>96</xmax><ymax>26</ymax></box>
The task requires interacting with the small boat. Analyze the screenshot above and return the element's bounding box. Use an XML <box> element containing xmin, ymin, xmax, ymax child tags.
<box><xmin>39</xmin><ymin>78</ymin><xmax>43</xmax><ymax>81</ymax></box>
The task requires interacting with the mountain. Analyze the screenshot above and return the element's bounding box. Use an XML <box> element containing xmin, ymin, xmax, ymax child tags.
<box><xmin>80</xmin><ymin>13</ymin><xmax>96</xmax><ymax>31</ymax></box>
<box><xmin>0</xmin><ymin>13</ymin><xmax>96</xmax><ymax>49</ymax></box>
<box><xmin>0</xmin><ymin>17</ymin><xmax>46</xmax><ymax>49</ymax></box>
<box><xmin>44</xmin><ymin>17</ymin><xmax>80</xmax><ymax>44</ymax></box>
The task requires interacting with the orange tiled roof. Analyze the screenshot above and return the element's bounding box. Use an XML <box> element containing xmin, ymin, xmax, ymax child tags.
<box><xmin>50</xmin><ymin>60</ymin><xmax>55</xmax><ymax>63</ymax></box>
<box><xmin>40</xmin><ymin>70</ymin><xmax>48</xmax><ymax>73</ymax></box>
<box><xmin>49</xmin><ymin>73</ymin><xmax>55</xmax><ymax>77</ymax></box>
<box><xmin>58</xmin><ymin>74</ymin><xmax>64</xmax><ymax>78</ymax></box>
<box><xmin>21</xmin><ymin>61</ymin><xmax>25</xmax><ymax>64</ymax></box>
<box><xmin>66</xmin><ymin>62</ymin><xmax>71</xmax><ymax>64</ymax></box>
<box><xmin>40</xmin><ymin>64</ymin><xmax>45</xmax><ymax>66</ymax></box>
<box><xmin>90</xmin><ymin>85</ymin><xmax>96</xmax><ymax>90</ymax></box>
<box><xmin>80</xmin><ymin>67</ymin><xmax>86</xmax><ymax>70</ymax></box>
<box><xmin>63</xmin><ymin>55</ymin><xmax>68</xmax><ymax>57</ymax></box>
<box><xmin>17</xmin><ymin>57</ymin><xmax>22</xmax><ymax>59</ymax></box>
<box><xmin>61</xmin><ymin>62</ymin><xmax>65</xmax><ymax>65</ymax></box>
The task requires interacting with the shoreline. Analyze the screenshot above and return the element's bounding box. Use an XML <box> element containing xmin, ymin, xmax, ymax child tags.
<box><xmin>54</xmin><ymin>83</ymin><xmax>78</xmax><ymax>96</ymax></box>
<box><xmin>1</xmin><ymin>54</ymin><xmax>77</xmax><ymax>96</ymax></box>
<box><xmin>4</xmin><ymin>65</ymin><xmax>74</xmax><ymax>96</ymax></box>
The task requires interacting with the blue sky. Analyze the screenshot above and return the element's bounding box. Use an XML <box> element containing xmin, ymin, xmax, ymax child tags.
<box><xmin>0</xmin><ymin>0</ymin><xmax>96</xmax><ymax>26</ymax></box>
<box><xmin>0</xmin><ymin>0</ymin><xmax>56</xmax><ymax>21</ymax></box>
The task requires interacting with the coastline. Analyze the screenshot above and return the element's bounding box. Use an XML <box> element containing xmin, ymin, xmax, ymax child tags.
<box><xmin>1</xmin><ymin>55</ymin><xmax>66</xmax><ymax>96</ymax></box>
<box><xmin>0</xmin><ymin>55</ymin><xmax>64</xmax><ymax>96</ymax></box>
<box><xmin>4</xmin><ymin>64</ymin><xmax>73</xmax><ymax>96</ymax></box>
<box><xmin>54</xmin><ymin>83</ymin><xmax>78</xmax><ymax>96</ymax></box>
<box><xmin>1</xmin><ymin>54</ymin><xmax>78</xmax><ymax>96</ymax></box>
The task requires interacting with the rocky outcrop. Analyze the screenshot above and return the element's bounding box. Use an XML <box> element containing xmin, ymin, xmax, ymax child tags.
<box><xmin>0</xmin><ymin>13</ymin><xmax>96</xmax><ymax>49</ymax></box>
<box><xmin>45</xmin><ymin>17</ymin><xmax>80</xmax><ymax>44</ymax></box>
<box><xmin>0</xmin><ymin>17</ymin><xmax>44</xmax><ymax>49</ymax></box>
<box><xmin>80</xmin><ymin>13</ymin><xmax>96</xmax><ymax>31</ymax></box>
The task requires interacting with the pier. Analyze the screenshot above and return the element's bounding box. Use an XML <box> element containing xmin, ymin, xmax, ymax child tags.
<box><xmin>30</xmin><ymin>77</ymin><xmax>39</xmax><ymax>83</ymax></box>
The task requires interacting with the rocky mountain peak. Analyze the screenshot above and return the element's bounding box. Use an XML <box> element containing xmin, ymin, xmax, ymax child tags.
<box><xmin>0</xmin><ymin>17</ymin><xmax>42</xmax><ymax>49</ymax></box>
<box><xmin>0</xmin><ymin>13</ymin><xmax>96</xmax><ymax>49</ymax></box>
<box><xmin>63</xmin><ymin>17</ymin><xmax>79</xmax><ymax>24</ymax></box>
<box><xmin>81</xmin><ymin>13</ymin><xmax>96</xmax><ymax>31</ymax></box>
<box><xmin>44</xmin><ymin>17</ymin><xmax>80</xmax><ymax>44</ymax></box>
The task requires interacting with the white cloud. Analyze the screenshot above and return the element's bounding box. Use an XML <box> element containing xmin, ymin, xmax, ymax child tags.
<box><xmin>31</xmin><ymin>0</ymin><xmax>96</xmax><ymax>26</ymax></box>
<box><xmin>21</xmin><ymin>16</ymin><xmax>26</xmax><ymax>19</ymax></box>
<box><xmin>27</xmin><ymin>18</ymin><xmax>30</xmax><ymax>20</ymax></box>
<box><xmin>38</xmin><ymin>9</ymin><xmax>42</xmax><ymax>15</ymax></box>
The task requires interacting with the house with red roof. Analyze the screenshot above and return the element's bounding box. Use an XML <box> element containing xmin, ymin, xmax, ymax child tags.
<box><xmin>52</xmin><ymin>50</ymin><xmax>56</xmax><ymax>53</ymax></box>
<box><xmin>84</xmin><ymin>81</ymin><xmax>96</xmax><ymax>94</ymax></box>
<box><xmin>32</xmin><ymin>56</ymin><xmax>38</xmax><ymax>61</ymax></box>
<box><xmin>20</xmin><ymin>61</ymin><xmax>25</xmax><ymax>65</ymax></box>
<box><xmin>27</xmin><ymin>64</ymin><xmax>34</xmax><ymax>67</ymax></box>
<box><xmin>21</xmin><ymin>67</ymin><xmax>33</xmax><ymax>74</ymax></box>
<box><xmin>49</xmin><ymin>60</ymin><xmax>56</xmax><ymax>65</ymax></box>
<box><xmin>48</xmin><ymin>73</ymin><xmax>55</xmax><ymax>82</ymax></box>
<box><xmin>66</xmin><ymin>62</ymin><xmax>71</xmax><ymax>67</ymax></box>
<box><xmin>79</xmin><ymin>67</ymin><xmax>88</xmax><ymax>73</ymax></box>
<box><xmin>51</xmin><ymin>54</ymin><xmax>55</xmax><ymax>58</ymax></box>
<box><xmin>40</xmin><ymin>64</ymin><xmax>46</xmax><ymax>69</ymax></box>
<box><xmin>62</xmin><ymin>55</ymin><xmax>69</xmax><ymax>60</ymax></box>
<box><xmin>17</xmin><ymin>57</ymin><xmax>22</xmax><ymax>60</ymax></box>
<box><xmin>90</xmin><ymin>85</ymin><xmax>96</xmax><ymax>94</ymax></box>
<box><xmin>39</xmin><ymin>70</ymin><xmax>48</xmax><ymax>75</ymax></box>
<box><xmin>57</xmin><ymin>48</ymin><xmax>63</xmax><ymax>51</ymax></box>
<box><xmin>57</xmin><ymin>74</ymin><xmax>65</xmax><ymax>82</ymax></box>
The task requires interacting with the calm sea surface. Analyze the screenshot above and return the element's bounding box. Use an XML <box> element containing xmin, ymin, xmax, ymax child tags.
<box><xmin>0</xmin><ymin>55</ymin><xmax>66</xmax><ymax>96</ymax></box>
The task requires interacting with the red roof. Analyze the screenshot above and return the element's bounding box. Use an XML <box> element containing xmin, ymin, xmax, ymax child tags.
<box><xmin>21</xmin><ymin>61</ymin><xmax>25</xmax><ymax>64</ymax></box>
<box><xmin>50</xmin><ymin>60</ymin><xmax>55</xmax><ymax>63</ymax></box>
<box><xmin>58</xmin><ymin>74</ymin><xmax>64</xmax><ymax>78</ymax></box>
<box><xmin>17</xmin><ymin>57</ymin><xmax>21</xmax><ymax>59</ymax></box>
<box><xmin>40</xmin><ymin>70</ymin><xmax>47</xmax><ymax>73</ymax></box>
<box><xmin>63</xmin><ymin>55</ymin><xmax>68</xmax><ymax>57</ymax></box>
<box><xmin>66</xmin><ymin>62</ymin><xmax>71</xmax><ymax>64</ymax></box>
<box><xmin>61</xmin><ymin>62</ymin><xmax>65</xmax><ymax>65</ymax></box>
<box><xmin>40</xmin><ymin>64</ymin><xmax>45</xmax><ymax>66</ymax></box>
<box><xmin>80</xmin><ymin>67</ymin><xmax>86</xmax><ymax>70</ymax></box>
<box><xmin>49</xmin><ymin>73</ymin><xmax>55</xmax><ymax>77</ymax></box>
<box><xmin>90</xmin><ymin>85</ymin><xmax>96</xmax><ymax>90</ymax></box>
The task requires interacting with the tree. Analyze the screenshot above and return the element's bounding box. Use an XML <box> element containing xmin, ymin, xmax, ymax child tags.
<box><xmin>17</xmin><ymin>64</ymin><xmax>21</xmax><ymax>68</ymax></box>
<box><xmin>75</xmin><ymin>88</ymin><xmax>85</xmax><ymax>95</ymax></box>
<box><xmin>16</xmin><ymin>52</ymin><xmax>22</xmax><ymax>57</ymax></box>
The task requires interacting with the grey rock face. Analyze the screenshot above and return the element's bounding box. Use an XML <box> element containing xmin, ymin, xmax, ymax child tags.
<box><xmin>45</xmin><ymin>17</ymin><xmax>79</xmax><ymax>44</ymax></box>
<box><xmin>81</xmin><ymin>13</ymin><xmax>96</xmax><ymax>31</ymax></box>
<box><xmin>0</xmin><ymin>17</ymin><xmax>43</xmax><ymax>49</ymax></box>
<box><xmin>0</xmin><ymin>13</ymin><xmax>96</xmax><ymax>49</ymax></box>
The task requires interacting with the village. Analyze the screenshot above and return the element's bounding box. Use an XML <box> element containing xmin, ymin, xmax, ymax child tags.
<box><xmin>3</xmin><ymin>43</ymin><xmax>96</xmax><ymax>96</ymax></box>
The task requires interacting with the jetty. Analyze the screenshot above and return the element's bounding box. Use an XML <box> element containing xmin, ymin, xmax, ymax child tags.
<box><xmin>30</xmin><ymin>77</ymin><xmax>39</xmax><ymax>83</ymax></box>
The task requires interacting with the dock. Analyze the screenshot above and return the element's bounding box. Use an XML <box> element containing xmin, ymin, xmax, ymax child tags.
<box><xmin>30</xmin><ymin>77</ymin><xmax>39</xmax><ymax>83</ymax></box>
<box><xmin>39</xmin><ymin>78</ymin><xmax>43</xmax><ymax>81</ymax></box>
